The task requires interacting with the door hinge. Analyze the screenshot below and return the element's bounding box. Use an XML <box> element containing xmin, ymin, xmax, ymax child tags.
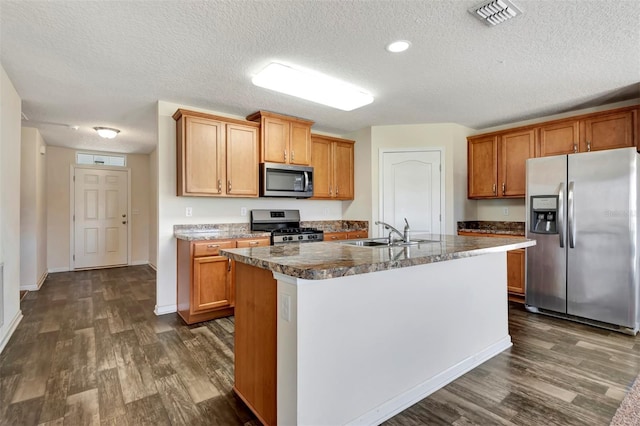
<box><xmin>73</xmin><ymin>254</ymin><xmax>75</xmax><ymax>261</ymax></box>
<box><xmin>73</xmin><ymin>175</ymin><xmax>75</xmax><ymax>182</ymax></box>
<box><xmin>439</xmin><ymin>164</ymin><xmax>442</xmax><ymax>172</ymax></box>
<box><xmin>439</xmin><ymin>214</ymin><xmax>442</xmax><ymax>221</ymax></box>
<box><xmin>73</xmin><ymin>214</ymin><xmax>75</xmax><ymax>222</ymax></box>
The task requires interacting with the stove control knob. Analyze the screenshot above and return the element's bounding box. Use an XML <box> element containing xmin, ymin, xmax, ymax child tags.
<box><xmin>298</xmin><ymin>235</ymin><xmax>304</xmax><ymax>240</ymax></box>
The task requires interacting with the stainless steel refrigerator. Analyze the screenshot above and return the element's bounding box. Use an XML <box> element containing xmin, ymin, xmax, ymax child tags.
<box><xmin>525</xmin><ymin>147</ymin><xmax>640</xmax><ymax>334</ymax></box>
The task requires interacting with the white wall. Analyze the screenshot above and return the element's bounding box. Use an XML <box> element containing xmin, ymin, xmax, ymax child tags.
<box><xmin>0</xmin><ymin>64</ymin><xmax>23</xmax><ymax>353</ymax></box>
<box><xmin>156</xmin><ymin>101</ymin><xmax>346</xmax><ymax>314</ymax></box>
<box><xmin>20</xmin><ymin>127</ymin><xmax>47</xmax><ymax>290</ymax></box>
<box><xmin>366</xmin><ymin>123</ymin><xmax>476</xmax><ymax>235</ymax></box>
<box><xmin>149</xmin><ymin>147</ymin><xmax>158</xmax><ymax>269</ymax></box>
<box><xmin>344</xmin><ymin>127</ymin><xmax>372</xmax><ymax>223</ymax></box>
<box><xmin>46</xmin><ymin>146</ymin><xmax>151</xmax><ymax>271</ymax></box>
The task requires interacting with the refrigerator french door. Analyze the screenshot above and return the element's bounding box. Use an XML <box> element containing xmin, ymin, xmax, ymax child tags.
<box><xmin>526</xmin><ymin>147</ymin><xmax>639</xmax><ymax>333</ymax></box>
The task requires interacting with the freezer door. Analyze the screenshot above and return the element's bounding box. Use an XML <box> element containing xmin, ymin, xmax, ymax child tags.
<box><xmin>567</xmin><ymin>148</ymin><xmax>638</xmax><ymax>327</ymax></box>
<box><xmin>526</xmin><ymin>155</ymin><xmax>568</xmax><ymax>313</ymax></box>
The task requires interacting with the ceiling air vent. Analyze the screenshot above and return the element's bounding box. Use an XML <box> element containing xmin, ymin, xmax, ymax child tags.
<box><xmin>468</xmin><ymin>0</ymin><xmax>523</xmax><ymax>26</ymax></box>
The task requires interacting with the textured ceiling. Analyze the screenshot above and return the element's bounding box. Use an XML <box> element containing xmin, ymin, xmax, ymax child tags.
<box><xmin>1</xmin><ymin>0</ymin><xmax>639</xmax><ymax>154</ymax></box>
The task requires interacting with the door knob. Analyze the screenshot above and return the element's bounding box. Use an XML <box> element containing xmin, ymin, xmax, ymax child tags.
<box><xmin>122</xmin><ymin>214</ymin><xmax>126</xmax><ymax>218</ymax></box>
<box><xmin>122</xmin><ymin>221</ymin><xmax>127</xmax><ymax>225</ymax></box>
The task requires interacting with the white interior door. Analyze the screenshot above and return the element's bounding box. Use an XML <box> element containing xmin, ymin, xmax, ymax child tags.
<box><xmin>380</xmin><ymin>150</ymin><xmax>442</xmax><ymax>237</ymax></box>
<box><xmin>74</xmin><ymin>167</ymin><xmax>128</xmax><ymax>269</ymax></box>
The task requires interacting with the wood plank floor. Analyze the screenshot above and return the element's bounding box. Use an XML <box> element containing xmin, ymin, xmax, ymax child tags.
<box><xmin>0</xmin><ymin>265</ymin><xmax>638</xmax><ymax>425</ymax></box>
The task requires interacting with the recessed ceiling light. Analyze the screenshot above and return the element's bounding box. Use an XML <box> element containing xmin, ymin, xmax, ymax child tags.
<box><xmin>93</xmin><ymin>127</ymin><xmax>120</xmax><ymax>139</ymax></box>
<box><xmin>252</xmin><ymin>62</ymin><xmax>374</xmax><ymax>111</ymax></box>
<box><xmin>386</xmin><ymin>40</ymin><xmax>411</xmax><ymax>53</ymax></box>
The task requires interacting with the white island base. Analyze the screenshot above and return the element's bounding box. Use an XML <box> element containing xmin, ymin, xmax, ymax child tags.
<box><xmin>275</xmin><ymin>252</ymin><xmax>510</xmax><ymax>426</ymax></box>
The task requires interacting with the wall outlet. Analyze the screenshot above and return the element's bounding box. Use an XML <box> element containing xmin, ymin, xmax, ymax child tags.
<box><xmin>280</xmin><ymin>293</ymin><xmax>291</xmax><ymax>322</ymax></box>
<box><xmin>240</xmin><ymin>207</ymin><xmax>247</xmax><ymax>217</ymax></box>
<box><xmin>503</xmin><ymin>207</ymin><xmax>509</xmax><ymax>216</ymax></box>
<box><xmin>185</xmin><ymin>207</ymin><xmax>192</xmax><ymax>217</ymax></box>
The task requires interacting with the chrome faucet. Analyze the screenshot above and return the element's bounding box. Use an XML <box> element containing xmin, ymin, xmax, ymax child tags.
<box><xmin>375</xmin><ymin>218</ymin><xmax>411</xmax><ymax>243</ymax></box>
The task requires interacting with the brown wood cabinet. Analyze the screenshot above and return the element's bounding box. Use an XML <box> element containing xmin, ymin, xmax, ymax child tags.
<box><xmin>174</xmin><ymin>109</ymin><xmax>259</xmax><ymax>197</ymax></box>
<box><xmin>457</xmin><ymin>231</ymin><xmax>525</xmax><ymax>302</ymax></box>
<box><xmin>537</xmin><ymin>106</ymin><xmax>638</xmax><ymax>157</ymax></box>
<box><xmin>468</xmin><ymin>129</ymin><xmax>535</xmax><ymax>199</ymax></box>
<box><xmin>324</xmin><ymin>230</ymin><xmax>368</xmax><ymax>241</ymax></box>
<box><xmin>177</xmin><ymin>237</ymin><xmax>270</xmax><ymax>324</ymax></box>
<box><xmin>310</xmin><ymin>134</ymin><xmax>355</xmax><ymax>200</ymax></box>
<box><xmin>246</xmin><ymin>110</ymin><xmax>314</xmax><ymax>165</ymax></box>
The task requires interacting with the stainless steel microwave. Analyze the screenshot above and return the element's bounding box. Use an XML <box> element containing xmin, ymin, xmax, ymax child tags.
<box><xmin>260</xmin><ymin>162</ymin><xmax>313</xmax><ymax>198</ymax></box>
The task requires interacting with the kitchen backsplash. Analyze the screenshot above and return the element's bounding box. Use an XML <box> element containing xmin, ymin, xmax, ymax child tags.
<box><xmin>457</xmin><ymin>221</ymin><xmax>525</xmax><ymax>236</ymax></box>
<box><xmin>174</xmin><ymin>220</ymin><xmax>368</xmax><ymax>234</ymax></box>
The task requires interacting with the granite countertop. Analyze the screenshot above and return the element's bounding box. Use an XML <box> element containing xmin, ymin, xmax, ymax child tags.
<box><xmin>457</xmin><ymin>221</ymin><xmax>525</xmax><ymax>236</ymax></box>
<box><xmin>221</xmin><ymin>235</ymin><xmax>535</xmax><ymax>280</ymax></box>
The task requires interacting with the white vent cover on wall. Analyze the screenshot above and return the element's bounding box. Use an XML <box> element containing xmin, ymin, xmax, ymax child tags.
<box><xmin>468</xmin><ymin>0</ymin><xmax>523</xmax><ymax>26</ymax></box>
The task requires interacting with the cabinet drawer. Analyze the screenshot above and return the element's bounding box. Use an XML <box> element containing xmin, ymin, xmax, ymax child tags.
<box><xmin>236</xmin><ymin>238</ymin><xmax>270</xmax><ymax>248</ymax></box>
<box><xmin>193</xmin><ymin>240</ymin><xmax>235</xmax><ymax>257</ymax></box>
<box><xmin>347</xmin><ymin>231</ymin><xmax>369</xmax><ymax>239</ymax></box>
<box><xmin>324</xmin><ymin>232</ymin><xmax>349</xmax><ymax>241</ymax></box>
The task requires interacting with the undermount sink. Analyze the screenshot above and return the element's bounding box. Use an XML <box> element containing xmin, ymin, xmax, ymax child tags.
<box><xmin>340</xmin><ymin>238</ymin><xmax>439</xmax><ymax>248</ymax></box>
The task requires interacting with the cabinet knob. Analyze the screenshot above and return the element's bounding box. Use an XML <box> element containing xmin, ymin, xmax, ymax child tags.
<box><xmin>207</xmin><ymin>244</ymin><xmax>219</xmax><ymax>248</ymax></box>
<box><xmin>217</xmin><ymin>179</ymin><xmax>222</xmax><ymax>193</ymax></box>
<box><xmin>586</xmin><ymin>140</ymin><xmax>591</xmax><ymax>152</ymax></box>
<box><xmin>228</xmin><ymin>180</ymin><xmax>231</xmax><ymax>192</ymax></box>
<box><xmin>492</xmin><ymin>183</ymin><xmax>496</xmax><ymax>194</ymax></box>
<box><xmin>573</xmin><ymin>143</ymin><xmax>578</xmax><ymax>153</ymax></box>
<box><xmin>331</xmin><ymin>236</ymin><xmax>338</xmax><ymax>240</ymax></box>
<box><xmin>284</xmin><ymin>150</ymin><xmax>287</xmax><ymax>161</ymax></box>
<box><xmin>502</xmin><ymin>182</ymin><xmax>505</xmax><ymax>195</ymax></box>
<box><xmin>336</xmin><ymin>186</ymin><xmax>339</xmax><ymax>196</ymax></box>
<box><xmin>291</xmin><ymin>150</ymin><xmax>295</xmax><ymax>161</ymax></box>
<box><xmin>228</xmin><ymin>258</ymin><xmax>232</xmax><ymax>271</ymax></box>
<box><xmin>249</xmin><ymin>241</ymin><xmax>259</xmax><ymax>245</ymax></box>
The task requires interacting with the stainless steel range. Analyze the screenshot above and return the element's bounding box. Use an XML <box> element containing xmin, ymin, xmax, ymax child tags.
<box><xmin>250</xmin><ymin>209</ymin><xmax>324</xmax><ymax>244</ymax></box>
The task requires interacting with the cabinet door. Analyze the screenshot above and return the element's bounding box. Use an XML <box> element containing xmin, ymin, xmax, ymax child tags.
<box><xmin>333</xmin><ymin>142</ymin><xmax>354</xmax><ymax>200</ymax></box>
<box><xmin>506</xmin><ymin>249</ymin><xmax>525</xmax><ymax>295</ymax></box>
<box><xmin>310</xmin><ymin>138</ymin><xmax>332</xmax><ymax>198</ymax></box>
<box><xmin>192</xmin><ymin>255</ymin><xmax>233</xmax><ymax>313</ymax></box>
<box><xmin>182</xmin><ymin>116</ymin><xmax>224</xmax><ymax>195</ymax></box>
<box><xmin>539</xmin><ymin>120</ymin><xmax>579</xmax><ymax>156</ymax></box>
<box><xmin>226</xmin><ymin>124</ymin><xmax>259</xmax><ymax>196</ymax></box>
<box><xmin>324</xmin><ymin>232</ymin><xmax>349</xmax><ymax>241</ymax></box>
<box><xmin>468</xmin><ymin>136</ymin><xmax>497</xmax><ymax>198</ymax></box>
<box><xmin>262</xmin><ymin>117</ymin><xmax>289</xmax><ymax>163</ymax></box>
<box><xmin>289</xmin><ymin>121</ymin><xmax>312</xmax><ymax>165</ymax></box>
<box><xmin>499</xmin><ymin>129</ymin><xmax>535</xmax><ymax>197</ymax></box>
<box><xmin>582</xmin><ymin>110</ymin><xmax>635</xmax><ymax>152</ymax></box>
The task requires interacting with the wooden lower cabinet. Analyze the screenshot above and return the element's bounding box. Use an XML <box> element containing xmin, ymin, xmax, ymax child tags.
<box><xmin>324</xmin><ymin>230</ymin><xmax>368</xmax><ymax>241</ymax></box>
<box><xmin>177</xmin><ymin>237</ymin><xmax>270</xmax><ymax>324</ymax></box>
<box><xmin>458</xmin><ymin>231</ymin><xmax>525</xmax><ymax>302</ymax></box>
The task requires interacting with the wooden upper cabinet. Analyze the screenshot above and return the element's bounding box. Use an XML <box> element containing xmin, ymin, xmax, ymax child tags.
<box><xmin>539</xmin><ymin>120</ymin><xmax>580</xmax><ymax>156</ymax></box>
<box><xmin>468</xmin><ymin>135</ymin><xmax>498</xmax><ymax>198</ymax></box>
<box><xmin>174</xmin><ymin>109</ymin><xmax>259</xmax><ymax>197</ymax></box>
<box><xmin>581</xmin><ymin>109</ymin><xmax>635</xmax><ymax>152</ymax></box>
<box><xmin>226</xmin><ymin>124</ymin><xmax>259</xmax><ymax>196</ymax></box>
<box><xmin>247</xmin><ymin>111</ymin><xmax>314</xmax><ymax>165</ymax></box>
<box><xmin>310</xmin><ymin>137</ymin><xmax>332</xmax><ymax>198</ymax></box>
<box><xmin>499</xmin><ymin>129</ymin><xmax>536</xmax><ymax>197</ymax></box>
<box><xmin>310</xmin><ymin>134</ymin><xmax>355</xmax><ymax>200</ymax></box>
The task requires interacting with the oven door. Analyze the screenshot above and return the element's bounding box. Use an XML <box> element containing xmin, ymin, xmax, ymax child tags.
<box><xmin>261</xmin><ymin>163</ymin><xmax>313</xmax><ymax>198</ymax></box>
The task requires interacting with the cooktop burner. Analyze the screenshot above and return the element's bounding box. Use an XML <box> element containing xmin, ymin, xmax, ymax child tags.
<box><xmin>250</xmin><ymin>209</ymin><xmax>324</xmax><ymax>244</ymax></box>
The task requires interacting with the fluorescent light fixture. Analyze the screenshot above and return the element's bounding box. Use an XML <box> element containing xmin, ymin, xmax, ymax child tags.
<box><xmin>252</xmin><ymin>62</ymin><xmax>374</xmax><ymax>111</ymax></box>
<box><xmin>386</xmin><ymin>40</ymin><xmax>411</xmax><ymax>53</ymax></box>
<box><xmin>93</xmin><ymin>127</ymin><xmax>120</xmax><ymax>139</ymax></box>
<box><xmin>468</xmin><ymin>0</ymin><xmax>522</xmax><ymax>26</ymax></box>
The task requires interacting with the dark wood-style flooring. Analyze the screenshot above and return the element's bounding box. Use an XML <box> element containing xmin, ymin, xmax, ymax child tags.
<box><xmin>0</xmin><ymin>265</ymin><xmax>639</xmax><ymax>425</ymax></box>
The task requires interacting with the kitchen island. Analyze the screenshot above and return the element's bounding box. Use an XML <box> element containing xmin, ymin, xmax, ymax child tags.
<box><xmin>221</xmin><ymin>235</ymin><xmax>535</xmax><ymax>426</ymax></box>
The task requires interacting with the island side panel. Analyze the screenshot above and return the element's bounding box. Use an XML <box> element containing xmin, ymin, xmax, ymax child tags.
<box><xmin>277</xmin><ymin>252</ymin><xmax>510</xmax><ymax>426</ymax></box>
<box><xmin>234</xmin><ymin>261</ymin><xmax>277</xmax><ymax>426</ymax></box>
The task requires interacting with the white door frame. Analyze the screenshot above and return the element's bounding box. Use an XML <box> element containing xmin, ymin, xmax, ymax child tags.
<box><xmin>378</xmin><ymin>147</ymin><xmax>446</xmax><ymax>237</ymax></box>
<box><xmin>69</xmin><ymin>164</ymin><xmax>132</xmax><ymax>270</ymax></box>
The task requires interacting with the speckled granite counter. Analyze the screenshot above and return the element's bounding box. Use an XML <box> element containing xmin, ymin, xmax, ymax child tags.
<box><xmin>222</xmin><ymin>234</ymin><xmax>534</xmax><ymax>280</ymax></box>
<box><xmin>457</xmin><ymin>221</ymin><xmax>525</xmax><ymax>236</ymax></box>
<box><xmin>174</xmin><ymin>221</ymin><xmax>368</xmax><ymax>241</ymax></box>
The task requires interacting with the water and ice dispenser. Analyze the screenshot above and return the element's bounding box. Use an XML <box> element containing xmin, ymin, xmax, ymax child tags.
<box><xmin>530</xmin><ymin>195</ymin><xmax>558</xmax><ymax>234</ymax></box>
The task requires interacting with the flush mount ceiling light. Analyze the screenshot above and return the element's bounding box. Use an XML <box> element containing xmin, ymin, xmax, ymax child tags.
<box><xmin>252</xmin><ymin>62</ymin><xmax>374</xmax><ymax>111</ymax></box>
<box><xmin>93</xmin><ymin>127</ymin><xmax>120</xmax><ymax>139</ymax></box>
<box><xmin>468</xmin><ymin>0</ymin><xmax>523</xmax><ymax>26</ymax></box>
<box><xmin>386</xmin><ymin>40</ymin><xmax>411</xmax><ymax>53</ymax></box>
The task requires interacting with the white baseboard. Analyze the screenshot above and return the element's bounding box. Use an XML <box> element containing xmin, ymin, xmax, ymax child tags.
<box><xmin>130</xmin><ymin>260</ymin><xmax>149</xmax><ymax>266</ymax></box>
<box><xmin>154</xmin><ymin>304</ymin><xmax>177</xmax><ymax>315</ymax></box>
<box><xmin>20</xmin><ymin>271</ymin><xmax>48</xmax><ymax>291</ymax></box>
<box><xmin>48</xmin><ymin>267</ymin><xmax>70</xmax><ymax>273</ymax></box>
<box><xmin>148</xmin><ymin>263</ymin><xmax>157</xmax><ymax>271</ymax></box>
<box><xmin>348</xmin><ymin>336</ymin><xmax>513</xmax><ymax>426</ymax></box>
<box><xmin>0</xmin><ymin>311</ymin><xmax>23</xmax><ymax>354</ymax></box>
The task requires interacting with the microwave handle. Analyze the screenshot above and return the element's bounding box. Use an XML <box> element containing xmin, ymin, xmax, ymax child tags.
<box><xmin>303</xmin><ymin>171</ymin><xmax>309</xmax><ymax>191</ymax></box>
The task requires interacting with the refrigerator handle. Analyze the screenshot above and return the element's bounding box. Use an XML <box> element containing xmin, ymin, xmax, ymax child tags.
<box><xmin>568</xmin><ymin>181</ymin><xmax>576</xmax><ymax>248</ymax></box>
<box><xmin>558</xmin><ymin>183</ymin><xmax>565</xmax><ymax>248</ymax></box>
